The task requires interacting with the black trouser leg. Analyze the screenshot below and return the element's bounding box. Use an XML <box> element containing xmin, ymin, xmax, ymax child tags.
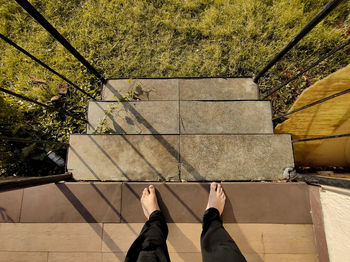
<box><xmin>201</xmin><ymin>208</ymin><xmax>247</xmax><ymax>262</ymax></box>
<box><xmin>124</xmin><ymin>210</ymin><xmax>171</xmax><ymax>262</ymax></box>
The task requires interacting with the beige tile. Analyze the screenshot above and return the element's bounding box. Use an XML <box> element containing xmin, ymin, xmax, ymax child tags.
<box><xmin>48</xmin><ymin>252</ymin><xmax>102</xmax><ymax>262</ymax></box>
<box><xmin>224</xmin><ymin>224</ymin><xmax>318</xmax><ymax>255</ymax></box>
<box><xmin>102</xmin><ymin>252</ymin><xmax>126</xmax><ymax>262</ymax></box>
<box><xmin>167</xmin><ymin>224</ymin><xmax>201</xmax><ymax>252</ymax></box>
<box><xmin>262</xmin><ymin>224</ymin><xmax>317</xmax><ymax>254</ymax></box>
<box><xmin>264</xmin><ymin>254</ymin><xmax>318</xmax><ymax>262</ymax></box>
<box><xmin>224</xmin><ymin>224</ymin><xmax>265</xmax><ymax>254</ymax></box>
<box><xmin>103</xmin><ymin>252</ymin><xmax>264</xmax><ymax>262</ymax></box>
<box><xmin>100</xmin><ymin>223</ymin><xmax>317</xmax><ymax>257</ymax></box>
<box><xmin>102</xmin><ymin>223</ymin><xmax>202</xmax><ymax>253</ymax></box>
<box><xmin>0</xmin><ymin>251</ymin><xmax>48</xmax><ymax>262</ymax></box>
<box><xmin>169</xmin><ymin>252</ymin><xmax>202</xmax><ymax>262</ymax></box>
<box><xmin>243</xmin><ymin>253</ymin><xmax>264</xmax><ymax>262</ymax></box>
<box><xmin>0</xmin><ymin>223</ymin><xmax>102</xmax><ymax>252</ymax></box>
<box><xmin>102</xmin><ymin>224</ymin><xmax>144</xmax><ymax>252</ymax></box>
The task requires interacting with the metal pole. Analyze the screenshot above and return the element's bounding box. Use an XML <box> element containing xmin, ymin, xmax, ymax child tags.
<box><xmin>0</xmin><ymin>173</ymin><xmax>73</xmax><ymax>192</ymax></box>
<box><xmin>0</xmin><ymin>33</ymin><xmax>95</xmax><ymax>100</ymax></box>
<box><xmin>264</xmin><ymin>37</ymin><xmax>350</xmax><ymax>98</ymax></box>
<box><xmin>254</xmin><ymin>0</ymin><xmax>344</xmax><ymax>82</ymax></box>
<box><xmin>15</xmin><ymin>0</ymin><xmax>106</xmax><ymax>84</ymax></box>
<box><xmin>0</xmin><ymin>136</ymin><xmax>68</xmax><ymax>146</ymax></box>
<box><xmin>273</xmin><ymin>88</ymin><xmax>350</xmax><ymax>121</ymax></box>
<box><xmin>0</xmin><ymin>86</ymin><xmax>50</xmax><ymax>108</ymax></box>
<box><xmin>0</xmin><ymin>87</ymin><xmax>88</xmax><ymax>123</ymax></box>
<box><xmin>293</xmin><ymin>133</ymin><xmax>350</xmax><ymax>143</ymax></box>
<box><xmin>296</xmin><ymin>173</ymin><xmax>350</xmax><ymax>189</ymax></box>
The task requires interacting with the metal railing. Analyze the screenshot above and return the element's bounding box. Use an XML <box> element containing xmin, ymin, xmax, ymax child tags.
<box><xmin>254</xmin><ymin>0</ymin><xmax>350</xmax><ymax>143</ymax></box>
<box><xmin>0</xmin><ymin>0</ymin><xmax>107</xmax><ymax>186</ymax></box>
<box><xmin>254</xmin><ymin>0</ymin><xmax>345</xmax><ymax>82</ymax></box>
<box><xmin>15</xmin><ymin>0</ymin><xmax>106</xmax><ymax>84</ymax></box>
<box><xmin>0</xmin><ymin>173</ymin><xmax>72</xmax><ymax>192</ymax></box>
<box><xmin>0</xmin><ymin>0</ymin><xmax>349</xmax><ymax>189</ymax></box>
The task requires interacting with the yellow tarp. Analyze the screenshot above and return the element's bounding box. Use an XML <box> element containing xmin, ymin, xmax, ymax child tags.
<box><xmin>275</xmin><ymin>65</ymin><xmax>350</xmax><ymax>167</ymax></box>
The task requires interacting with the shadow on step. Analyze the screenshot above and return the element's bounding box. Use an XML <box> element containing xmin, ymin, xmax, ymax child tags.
<box><xmin>94</xmin><ymin>84</ymin><xmax>205</xmax><ymax>180</ymax></box>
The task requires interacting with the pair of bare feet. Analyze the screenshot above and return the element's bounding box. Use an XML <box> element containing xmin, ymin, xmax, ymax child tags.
<box><xmin>141</xmin><ymin>182</ymin><xmax>226</xmax><ymax>219</ymax></box>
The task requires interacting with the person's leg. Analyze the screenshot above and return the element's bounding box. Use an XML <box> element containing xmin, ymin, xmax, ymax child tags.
<box><xmin>125</xmin><ymin>185</ymin><xmax>171</xmax><ymax>262</ymax></box>
<box><xmin>201</xmin><ymin>182</ymin><xmax>246</xmax><ymax>262</ymax></box>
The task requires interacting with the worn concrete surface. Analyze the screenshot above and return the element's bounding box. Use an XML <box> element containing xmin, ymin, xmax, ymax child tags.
<box><xmin>179</xmin><ymin>78</ymin><xmax>258</xmax><ymax>100</ymax></box>
<box><xmin>67</xmin><ymin>135</ymin><xmax>179</xmax><ymax>181</ymax></box>
<box><xmin>87</xmin><ymin>101</ymin><xmax>179</xmax><ymax>134</ymax></box>
<box><xmin>102</xmin><ymin>79</ymin><xmax>179</xmax><ymax>101</ymax></box>
<box><xmin>180</xmin><ymin>101</ymin><xmax>273</xmax><ymax>134</ymax></box>
<box><xmin>102</xmin><ymin>78</ymin><xmax>258</xmax><ymax>101</ymax></box>
<box><xmin>180</xmin><ymin>135</ymin><xmax>294</xmax><ymax>181</ymax></box>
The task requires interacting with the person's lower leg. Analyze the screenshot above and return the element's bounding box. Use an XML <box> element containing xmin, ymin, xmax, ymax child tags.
<box><xmin>201</xmin><ymin>182</ymin><xmax>246</xmax><ymax>262</ymax></box>
<box><xmin>124</xmin><ymin>185</ymin><xmax>171</xmax><ymax>262</ymax></box>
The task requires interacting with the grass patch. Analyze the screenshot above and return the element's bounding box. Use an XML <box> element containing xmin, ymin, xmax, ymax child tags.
<box><xmin>0</xmin><ymin>0</ymin><xmax>349</xmax><ymax>176</ymax></box>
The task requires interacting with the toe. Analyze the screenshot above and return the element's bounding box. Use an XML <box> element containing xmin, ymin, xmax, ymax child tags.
<box><xmin>210</xmin><ymin>182</ymin><xmax>217</xmax><ymax>191</ymax></box>
<box><xmin>149</xmin><ymin>185</ymin><xmax>155</xmax><ymax>195</ymax></box>
<box><xmin>143</xmin><ymin>188</ymin><xmax>149</xmax><ymax>195</ymax></box>
<box><xmin>217</xmin><ymin>184</ymin><xmax>222</xmax><ymax>193</ymax></box>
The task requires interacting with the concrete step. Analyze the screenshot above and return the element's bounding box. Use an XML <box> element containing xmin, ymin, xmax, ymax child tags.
<box><xmin>67</xmin><ymin>134</ymin><xmax>294</xmax><ymax>181</ymax></box>
<box><xmin>87</xmin><ymin>101</ymin><xmax>179</xmax><ymax>134</ymax></box>
<box><xmin>102</xmin><ymin>78</ymin><xmax>258</xmax><ymax>101</ymax></box>
<box><xmin>180</xmin><ymin>101</ymin><xmax>273</xmax><ymax>134</ymax></box>
<box><xmin>180</xmin><ymin>134</ymin><xmax>294</xmax><ymax>181</ymax></box>
<box><xmin>87</xmin><ymin>101</ymin><xmax>273</xmax><ymax>134</ymax></box>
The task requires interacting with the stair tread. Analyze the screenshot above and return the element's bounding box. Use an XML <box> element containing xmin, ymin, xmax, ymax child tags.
<box><xmin>102</xmin><ymin>78</ymin><xmax>258</xmax><ymax>101</ymax></box>
<box><xmin>87</xmin><ymin>101</ymin><xmax>273</xmax><ymax>134</ymax></box>
<box><xmin>3</xmin><ymin>182</ymin><xmax>311</xmax><ymax>224</ymax></box>
<box><xmin>67</xmin><ymin>134</ymin><xmax>294</xmax><ymax>181</ymax></box>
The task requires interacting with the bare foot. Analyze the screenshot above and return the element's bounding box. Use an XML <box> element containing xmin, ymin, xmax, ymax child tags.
<box><xmin>141</xmin><ymin>185</ymin><xmax>160</xmax><ymax>219</ymax></box>
<box><xmin>206</xmin><ymin>182</ymin><xmax>226</xmax><ymax>215</ymax></box>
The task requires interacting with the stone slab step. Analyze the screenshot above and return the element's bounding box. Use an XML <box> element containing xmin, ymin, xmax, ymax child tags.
<box><xmin>180</xmin><ymin>135</ymin><xmax>294</xmax><ymax>181</ymax></box>
<box><xmin>87</xmin><ymin>101</ymin><xmax>179</xmax><ymax>134</ymax></box>
<box><xmin>102</xmin><ymin>78</ymin><xmax>258</xmax><ymax>101</ymax></box>
<box><xmin>67</xmin><ymin>134</ymin><xmax>293</xmax><ymax>181</ymax></box>
<box><xmin>67</xmin><ymin>135</ymin><xmax>179</xmax><ymax>181</ymax></box>
<box><xmin>87</xmin><ymin>101</ymin><xmax>273</xmax><ymax>134</ymax></box>
<box><xmin>180</xmin><ymin>101</ymin><xmax>273</xmax><ymax>134</ymax></box>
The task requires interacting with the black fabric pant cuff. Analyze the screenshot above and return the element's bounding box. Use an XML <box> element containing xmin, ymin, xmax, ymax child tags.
<box><xmin>203</xmin><ymin>208</ymin><xmax>222</xmax><ymax>228</ymax></box>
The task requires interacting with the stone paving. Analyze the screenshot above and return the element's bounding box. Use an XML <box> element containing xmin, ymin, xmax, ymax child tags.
<box><xmin>68</xmin><ymin>78</ymin><xmax>294</xmax><ymax>181</ymax></box>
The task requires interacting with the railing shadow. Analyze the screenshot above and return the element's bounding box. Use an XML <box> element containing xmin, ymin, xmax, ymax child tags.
<box><xmin>98</xmin><ymin>82</ymin><xmax>206</xmax><ymax>181</ymax></box>
<box><xmin>223</xmin><ymin>197</ymin><xmax>264</xmax><ymax>262</ymax></box>
<box><xmin>69</xmin><ymin>81</ymin><xmax>260</xmax><ymax>259</ymax></box>
<box><xmin>57</xmin><ymin>183</ymin><xmax>123</xmax><ymax>258</ymax></box>
<box><xmin>0</xmin><ymin>207</ymin><xmax>15</xmax><ymax>223</ymax></box>
<box><xmin>69</xmin><ymin>146</ymin><xmax>101</xmax><ymax>180</ymax></box>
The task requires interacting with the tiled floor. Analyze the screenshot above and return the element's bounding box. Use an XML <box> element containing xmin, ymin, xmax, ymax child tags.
<box><xmin>0</xmin><ymin>182</ymin><xmax>327</xmax><ymax>262</ymax></box>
